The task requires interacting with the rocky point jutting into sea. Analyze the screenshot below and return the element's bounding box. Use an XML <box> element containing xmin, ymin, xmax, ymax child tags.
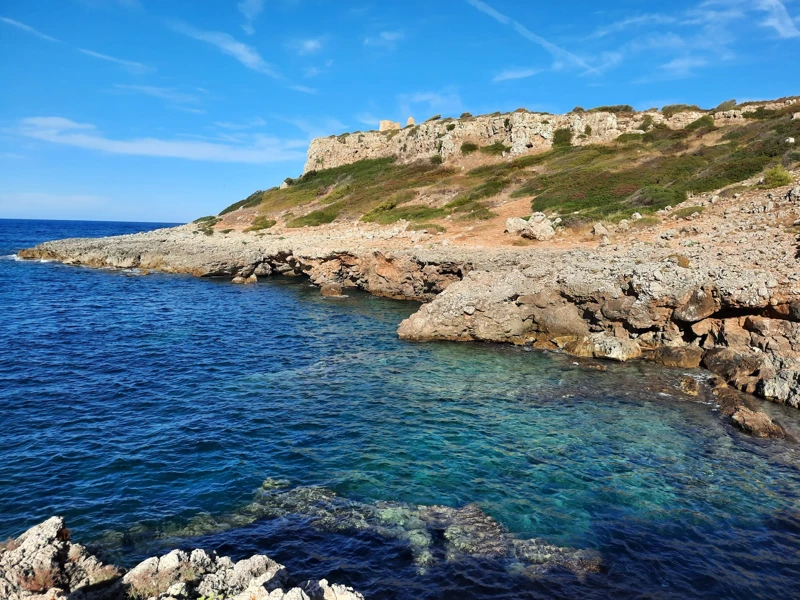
<box><xmin>12</xmin><ymin>96</ymin><xmax>800</xmax><ymax>596</ymax></box>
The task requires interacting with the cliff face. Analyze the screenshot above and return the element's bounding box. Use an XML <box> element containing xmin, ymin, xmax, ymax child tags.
<box><xmin>304</xmin><ymin>99</ymin><xmax>799</xmax><ymax>174</ymax></box>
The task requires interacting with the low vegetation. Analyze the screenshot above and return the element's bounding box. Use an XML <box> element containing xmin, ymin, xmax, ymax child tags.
<box><xmin>662</xmin><ymin>104</ymin><xmax>703</xmax><ymax>118</ymax></box>
<box><xmin>216</xmin><ymin>104</ymin><xmax>799</xmax><ymax>229</ymax></box>
<box><xmin>480</xmin><ymin>142</ymin><xmax>511</xmax><ymax>156</ymax></box>
<box><xmin>762</xmin><ymin>164</ymin><xmax>793</xmax><ymax>188</ymax></box>
<box><xmin>671</xmin><ymin>206</ymin><xmax>706</xmax><ymax>219</ymax></box>
<box><xmin>193</xmin><ymin>216</ymin><xmax>220</xmax><ymax>236</ymax></box>
<box><xmin>245</xmin><ymin>216</ymin><xmax>276</xmax><ymax>232</ymax></box>
<box><xmin>591</xmin><ymin>105</ymin><xmax>634</xmax><ymax>114</ymax></box>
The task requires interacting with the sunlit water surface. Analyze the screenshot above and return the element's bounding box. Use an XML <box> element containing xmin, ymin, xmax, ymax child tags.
<box><xmin>1</xmin><ymin>219</ymin><xmax>799</xmax><ymax>599</ymax></box>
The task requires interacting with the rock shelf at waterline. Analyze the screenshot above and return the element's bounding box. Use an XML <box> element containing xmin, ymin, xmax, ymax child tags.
<box><xmin>19</xmin><ymin>181</ymin><xmax>800</xmax><ymax>430</ymax></box>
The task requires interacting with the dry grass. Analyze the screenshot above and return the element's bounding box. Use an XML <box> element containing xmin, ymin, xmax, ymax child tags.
<box><xmin>0</xmin><ymin>537</ymin><xmax>20</xmax><ymax>553</ymax></box>
<box><xmin>17</xmin><ymin>566</ymin><xmax>57</xmax><ymax>592</ymax></box>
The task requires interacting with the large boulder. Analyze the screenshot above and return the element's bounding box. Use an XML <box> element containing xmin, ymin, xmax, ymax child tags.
<box><xmin>505</xmin><ymin>214</ymin><xmax>555</xmax><ymax>241</ymax></box>
<box><xmin>521</xmin><ymin>213</ymin><xmax>556</xmax><ymax>241</ymax></box>
<box><xmin>0</xmin><ymin>517</ymin><xmax>120</xmax><ymax>600</ymax></box>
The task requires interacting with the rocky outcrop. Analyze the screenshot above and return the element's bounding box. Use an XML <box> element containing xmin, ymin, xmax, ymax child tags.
<box><xmin>505</xmin><ymin>213</ymin><xmax>556</xmax><ymax>241</ymax></box>
<box><xmin>0</xmin><ymin>517</ymin><xmax>363</xmax><ymax>600</ymax></box>
<box><xmin>305</xmin><ymin>100</ymin><xmax>799</xmax><ymax>173</ymax></box>
<box><xmin>0</xmin><ymin>517</ymin><xmax>120</xmax><ymax>600</ymax></box>
<box><xmin>305</xmin><ymin>108</ymin><xmax>695</xmax><ymax>173</ymax></box>
<box><xmin>18</xmin><ymin>226</ymin><xmax>468</xmax><ymax>302</ymax></box>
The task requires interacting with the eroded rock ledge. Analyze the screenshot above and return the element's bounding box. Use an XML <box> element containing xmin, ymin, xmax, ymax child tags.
<box><xmin>17</xmin><ymin>191</ymin><xmax>800</xmax><ymax>433</ymax></box>
<box><xmin>0</xmin><ymin>517</ymin><xmax>363</xmax><ymax>600</ymax></box>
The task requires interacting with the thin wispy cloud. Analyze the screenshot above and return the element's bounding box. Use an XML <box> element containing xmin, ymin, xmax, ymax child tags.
<box><xmin>19</xmin><ymin>116</ymin><xmax>305</xmax><ymax>164</ymax></box>
<box><xmin>171</xmin><ymin>21</ymin><xmax>316</xmax><ymax>94</ymax></box>
<box><xmin>214</xmin><ymin>118</ymin><xmax>267</xmax><ymax>130</ymax></box>
<box><xmin>398</xmin><ymin>90</ymin><xmax>464</xmax><ymax>120</ymax></box>
<box><xmin>363</xmin><ymin>30</ymin><xmax>405</xmax><ymax>48</ymax></box>
<box><xmin>0</xmin><ymin>16</ymin><xmax>59</xmax><ymax>42</ymax></box>
<box><xmin>590</xmin><ymin>14</ymin><xmax>678</xmax><ymax>38</ymax></box>
<box><xmin>355</xmin><ymin>113</ymin><xmax>379</xmax><ymax>128</ymax></box>
<box><xmin>174</xmin><ymin>106</ymin><xmax>206</xmax><ymax>115</ymax></box>
<box><xmin>170</xmin><ymin>22</ymin><xmax>280</xmax><ymax>77</ymax></box>
<box><xmin>465</xmin><ymin>0</ymin><xmax>593</xmax><ymax>73</ymax></box>
<box><xmin>297</xmin><ymin>38</ymin><xmax>323</xmax><ymax>54</ymax></box>
<box><xmin>238</xmin><ymin>0</ymin><xmax>265</xmax><ymax>35</ymax></box>
<box><xmin>78</xmin><ymin>0</ymin><xmax>141</xmax><ymax>8</ymax></box>
<box><xmin>281</xmin><ymin>116</ymin><xmax>349</xmax><ymax>139</ymax></box>
<box><xmin>756</xmin><ymin>0</ymin><xmax>800</xmax><ymax>38</ymax></box>
<box><xmin>114</xmin><ymin>84</ymin><xmax>200</xmax><ymax>104</ymax></box>
<box><xmin>661</xmin><ymin>56</ymin><xmax>709</xmax><ymax>78</ymax></box>
<box><xmin>492</xmin><ymin>67</ymin><xmax>542</xmax><ymax>82</ymax></box>
<box><xmin>78</xmin><ymin>48</ymin><xmax>152</xmax><ymax>73</ymax></box>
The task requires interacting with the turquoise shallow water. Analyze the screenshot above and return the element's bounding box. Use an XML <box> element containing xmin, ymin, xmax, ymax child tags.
<box><xmin>1</xmin><ymin>219</ymin><xmax>800</xmax><ymax>599</ymax></box>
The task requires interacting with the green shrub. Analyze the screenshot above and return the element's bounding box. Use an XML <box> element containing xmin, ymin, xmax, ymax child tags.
<box><xmin>245</xmin><ymin>216</ymin><xmax>277</xmax><ymax>232</ymax></box>
<box><xmin>714</xmin><ymin>99</ymin><xmax>737</xmax><ymax>112</ymax></box>
<box><xmin>461</xmin><ymin>142</ymin><xmax>479</xmax><ymax>155</ymax></box>
<box><xmin>480</xmin><ymin>142</ymin><xmax>511</xmax><ymax>156</ymax></box>
<box><xmin>446</xmin><ymin>123</ymin><xmax>456</xmax><ymax>131</ymax></box>
<box><xmin>744</xmin><ymin>107</ymin><xmax>778</xmax><ymax>120</ymax></box>
<box><xmin>460</xmin><ymin>112</ymin><xmax>473</xmax><ymax>119</ymax></box>
<box><xmin>685</xmin><ymin>115</ymin><xmax>716</xmax><ymax>130</ymax></box>
<box><xmin>430</xmin><ymin>155</ymin><xmax>443</xmax><ymax>165</ymax></box>
<box><xmin>591</xmin><ymin>105</ymin><xmax>634</xmax><ymax>114</ymax></box>
<box><xmin>572</xmin><ymin>106</ymin><xmax>585</xmax><ymax>113</ymax></box>
<box><xmin>193</xmin><ymin>215</ymin><xmax>219</xmax><ymax>224</ymax></box>
<box><xmin>662</xmin><ymin>104</ymin><xmax>702</xmax><ymax>118</ymax></box>
<box><xmin>671</xmin><ymin>206</ymin><xmax>705</xmax><ymax>219</ymax></box>
<box><xmin>616</xmin><ymin>133</ymin><xmax>643</xmax><ymax>143</ymax></box>
<box><xmin>633</xmin><ymin>186</ymin><xmax>685</xmax><ymax>207</ymax></box>
<box><xmin>584</xmin><ymin>125</ymin><xmax>592</xmax><ymax>135</ymax></box>
<box><xmin>286</xmin><ymin>207</ymin><xmax>339</xmax><ymax>227</ymax></box>
<box><xmin>552</xmin><ymin>128</ymin><xmax>573</xmax><ymax>148</ymax></box>
<box><xmin>639</xmin><ymin>115</ymin><xmax>655</xmax><ymax>131</ymax></box>
<box><xmin>762</xmin><ymin>164</ymin><xmax>792</xmax><ymax>187</ymax></box>
<box><xmin>426</xmin><ymin>114</ymin><xmax>441</xmax><ymax>122</ymax></box>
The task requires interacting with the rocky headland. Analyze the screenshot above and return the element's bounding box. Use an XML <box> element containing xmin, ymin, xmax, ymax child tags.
<box><xmin>18</xmin><ymin>97</ymin><xmax>800</xmax><ymax>439</ymax></box>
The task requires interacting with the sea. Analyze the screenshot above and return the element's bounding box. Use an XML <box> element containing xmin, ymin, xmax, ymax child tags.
<box><xmin>1</xmin><ymin>218</ymin><xmax>799</xmax><ymax>599</ymax></box>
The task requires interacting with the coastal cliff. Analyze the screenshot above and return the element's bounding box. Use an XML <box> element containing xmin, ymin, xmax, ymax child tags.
<box><xmin>304</xmin><ymin>99</ymin><xmax>798</xmax><ymax>173</ymax></box>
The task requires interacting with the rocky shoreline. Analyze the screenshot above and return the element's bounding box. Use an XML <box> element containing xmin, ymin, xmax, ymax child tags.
<box><xmin>18</xmin><ymin>181</ymin><xmax>800</xmax><ymax>439</ymax></box>
<box><xmin>0</xmin><ymin>517</ymin><xmax>364</xmax><ymax>600</ymax></box>
<box><xmin>0</xmin><ymin>480</ymin><xmax>608</xmax><ymax>600</ymax></box>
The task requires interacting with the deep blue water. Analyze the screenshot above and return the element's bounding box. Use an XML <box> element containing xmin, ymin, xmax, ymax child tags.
<box><xmin>1</xmin><ymin>218</ymin><xmax>800</xmax><ymax>599</ymax></box>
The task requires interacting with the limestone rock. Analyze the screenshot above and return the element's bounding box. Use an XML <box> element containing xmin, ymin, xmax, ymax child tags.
<box><xmin>730</xmin><ymin>406</ymin><xmax>787</xmax><ymax>439</ymax></box>
<box><xmin>651</xmin><ymin>346</ymin><xmax>704</xmax><ymax>368</ymax></box>
<box><xmin>0</xmin><ymin>517</ymin><xmax>120</xmax><ymax>600</ymax></box>
<box><xmin>504</xmin><ymin>217</ymin><xmax>529</xmax><ymax>236</ymax></box>
<box><xmin>521</xmin><ymin>213</ymin><xmax>556</xmax><ymax>241</ymax></box>
<box><xmin>320</xmin><ymin>283</ymin><xmax>344</xmax><ymax>297</ymax></box>
<box><xmin>591</xmin><ymin>223</ymin><xmax>609</xmax><ymax>237</ymax></box>
<box><xmin>591</xmin><ymin>334</ymin><xmax>642</xmax><ymax>362</ymax></box>
<box><xmin>673</xmin><ymin>287</ymin><xmax>717</xmax><ymax>323</ymax></box>
<box><xmin>1</xmin><ymin>517</ymin><xmax>364</xmax><ymax>600</ymax></box>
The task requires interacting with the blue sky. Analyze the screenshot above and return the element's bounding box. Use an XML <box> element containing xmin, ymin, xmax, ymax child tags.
<box><xmin>1</xmin><ymin>0</ymin><xmax>799</xmax><ymax>222</ymax></box>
